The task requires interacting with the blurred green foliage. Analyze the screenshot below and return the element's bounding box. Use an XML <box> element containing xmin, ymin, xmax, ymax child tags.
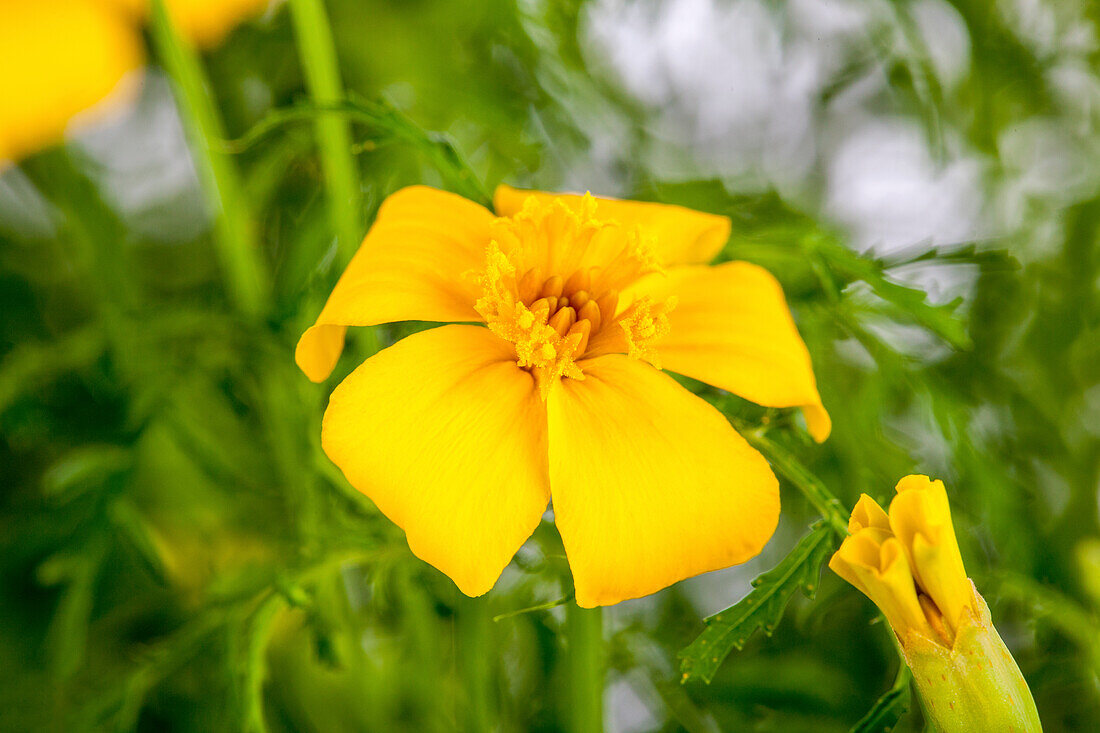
<box><xmin>2</xmin><ymin>0</ymin><xmax>1098</xmax><ymax>731</ymax></box>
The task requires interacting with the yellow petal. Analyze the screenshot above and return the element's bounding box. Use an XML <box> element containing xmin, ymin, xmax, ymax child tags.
<box><xmin>830</xmin><ymin>531</ymin><xmax>936</xmax><ymax>641</ymax></box>
<box><xmin>494</xmin><ymin>185</ymin><xmax>731</xmax><ymax>266</ymax></box>
<box><xmin>106</xmin><ymin>0</ymin><xmax>271</xmax><ymax>46</ymax></box>
<box><xmin>322</xmin><ymin>325</ymin><xmax>550</xmax><ymax>597</ymax></box>
<box><xmin>546</xmin><ymin>355</ymin><xmax>779</xmax><ymax>607</ymax></box>
<box><xmin>165</xmin><ymin>0</ymin><xmax>271</xmax><ymax>46</ymax></box>
<box><xmin>296</xmin><ymin>186</ymin><xmax>492</xmax><ymax>382</ymax></box>
<box><xmin>0</xmin><ymin>0</ymin><xmax>143</xmax><ymax>164</ymax></box>
<box><xmin>889</xmin><ymin>475</ymin><xmax>972</xmax><ymax>634</ymax></box>
<box><xmin>623</xmin><ymin>262</ymin><xmax>831</xmax><ymax>441</ymax></box>
<box><xmin>850</xmin><ymin>494</ymin><xmax>892</xmax><ymax>534</ymax></box>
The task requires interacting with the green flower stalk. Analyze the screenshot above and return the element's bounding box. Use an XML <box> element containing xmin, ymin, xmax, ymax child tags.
<box><xmin>829</xmin><ymin>476</ymin><xmax>1042</xmax><ymax>732</ymax></box>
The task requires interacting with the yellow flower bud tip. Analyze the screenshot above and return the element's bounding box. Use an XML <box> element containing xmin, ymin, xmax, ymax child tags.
<box><xmin>539</xmin><ymin>274</ymin><xmax>564</xmax><ymax>299</ymax></box>
<box><xmin>576</xmin><ymin>299</ymin><xmax>602</xmax><ymax>333</ymax></box>
<box><xmin>850</xmin><ymin>493</ymin><xmax>891</xmax><ymax>534</ymax></box>
<box><xmin>562</xmin><ymin>268</ymin><xmax>590</xmax><ymax>296</ymax></box>
<box><xmin>548</xmin><ymin>306</ymin><xmax>577</xmax><ymax>338</ymax></box>
<box><xmin>888</xmin><ymin>475</ymin><xmax>973</xmax><ymax>636</ymax></box>
<box><xmin>516</xmin><ymin>266</ymin><xmax>543</xmax><ymax>304</ymax></box>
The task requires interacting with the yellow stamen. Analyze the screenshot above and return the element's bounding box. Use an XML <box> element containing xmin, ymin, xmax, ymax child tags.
<box><xmin>472</xmin><ymin>194</ymin><xmax>673</xmax><ymax>398</ymax></box>
<box><xmin>617</xmin><ymin>296</ymin><xmax>676</xmax><ymax>368</ymax></box>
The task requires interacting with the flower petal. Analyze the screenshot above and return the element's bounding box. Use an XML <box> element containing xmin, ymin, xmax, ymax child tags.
<box><xmin>0</xmin><ymin>0</ymin><xmax>143</xmax><ymax>164</ymax></box>
<box><xmin>296</xmin><ymin>186</ymin><xmax>492</xmax><ymax>382</ymax></box>
<box><xmin>888</xmin><ymin>475</ymin><xmax>972</xmax><ymax>633</ymax></box>
<box><xmin>625</xmin><ymin>262</ymin><xmax>831</xmax><ymax>442</ymax></box>
<box><xmin>494</xmin><ymin>185</ymin><xmax>730</xmax><ymax>266</ymax></box>
<box><xmin>323</xmin><ymin>325</ymin><xmax>550</xmax><ymax>597</ymax></box>
<box><xmin>547</xmin><ymin>355</ymin><xmax>779</xmax><ymax>607</ymax></box>
<box><xmin>107</xmin><ymin>0</ymin><xmax>271</xmax><ymax>46</ymax></box>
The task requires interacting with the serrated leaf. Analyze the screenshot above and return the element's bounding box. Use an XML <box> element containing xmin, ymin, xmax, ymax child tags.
<box><xmin>851</xmin><ymin>665</ymin><xmax>912</xmax><ymax>733</ymax></box>
<box><xmin>812</xmin><ymin>235</ymin><xmax>973</xmax><ymax>350</ymax></box>
<box><xmin>679</xmin><ymin>522</ymin><xmax>837</xmax><ymax>684</ymax></box>
<box><xmin>221</xmin><ymin>97</ymin><xmax>490</xmax><ymax>207</ymax></box>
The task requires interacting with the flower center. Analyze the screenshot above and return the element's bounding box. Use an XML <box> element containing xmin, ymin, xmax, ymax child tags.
<box><xmin>473</xmin><ymin>194</ymin><xmax>675</xmax><ymax>396</ymax></box>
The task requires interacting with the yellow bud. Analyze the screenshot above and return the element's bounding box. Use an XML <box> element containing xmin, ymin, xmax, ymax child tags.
<box><xmin>904</xmin><ymin>586</ymin><xmax>1042</xmax><ymax>733</ymax></box>
<box><xmin>888</xmin><ymin>475</ymin><xmax>973</xmax><ymax>636</ymax></box>
<box><xmin>831</xmin><ymin>476</ymin><xmax>1042</xmax><ymax>732</ymax></box>
<box><xmin>829</xmin><ymin>527</ymin><xmax>938</xmax><ymax>642</ymax></box>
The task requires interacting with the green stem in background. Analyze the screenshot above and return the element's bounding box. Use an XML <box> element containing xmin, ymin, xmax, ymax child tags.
<box><xmin>287</xmin><ymin>0</ymin><xmax>362</xmax><ymax>260</ymax></box>
<box><xmin>149</xmin><ymin>0</ymin><xmax>267</xmax><ymax>317</ymax></box>
<box><xmin>566</xmin><ymin>604</ymin><xmax>604</xmax><ymax>733</ymax></box>
<box><xmin>458</xmin><ymin>595</ymin><xmax>493</xmax><ymax>732</ymax></box>
<box><xmin>286</xmin><ymin>0</ymin><xmax>380</xmax><ymax>355</ymax></box>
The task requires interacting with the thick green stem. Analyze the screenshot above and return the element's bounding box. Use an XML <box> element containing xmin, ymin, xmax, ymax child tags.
<box><xmin>737</xmin><ymin>425</ymin><xmax>850</xmax><ymax>536</ymax></box>
<box><xmin>149</xmin><ymin>0</ymin><xmax>267</xmax><ymax>317</ymax></box>
<box><xmin>566</xmin><ymin>604</ymin><xmax>604</xmax><ymax>733</ymax></box>
<box><xmin>458</xmin><ymin>595</ymin><xmax>493</xmax><ymax>732</ymax></box>
<box><xmin>287</xmin><ymin>0</ymin><xmax>361</xmax><ymax>260</ymax></box>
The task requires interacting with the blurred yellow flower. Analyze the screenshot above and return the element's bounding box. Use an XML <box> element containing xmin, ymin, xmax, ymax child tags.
<box><xmin>297</xmin><ymin>185</ymin><xmax>830</xmax><ymax>607</ymax></box>
<box><xmin>0</xmin><ymin>0</ymin><xmax>143</xmax><ymax>164</ymax></box>
<box><xmin>0</xmin><ymin>0</ymin><xmax>270</xmax><ymax>164</ymax></box>
<box><xmin>830</xmin><ymin>476</ymin><xmax>1042</xmax><ymax>732</ymax></box>
<box><xmin>109</xmin><ymin>0</ymin><xmax>274</xmax><ymax>47</ymax></box>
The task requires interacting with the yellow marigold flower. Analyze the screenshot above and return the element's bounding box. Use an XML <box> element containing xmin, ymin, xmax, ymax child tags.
<box><xmin>0</xmin><ymin>0</ymin><xmax>143</xmax><ymax>164</ymax></box>
<box><xmin>0</xmin><ymin>0</ymin><xmax>270</xmax><ymax>165</ymax></box>
<box><xmin>297</xmin><ymin>185</ymin><xmax>830</xmax><ymax>607</ymax></box>
<box><xmin>830</xmin><ymin>476</ymin><xmax>1042</xmax><ymax>732</ymax></box>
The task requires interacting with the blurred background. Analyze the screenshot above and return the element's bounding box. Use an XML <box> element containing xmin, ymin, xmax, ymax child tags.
<box><xmin>1</xmin><ymin>0</ymin><xmax>1098</xmax><ymax>730</ymax></box>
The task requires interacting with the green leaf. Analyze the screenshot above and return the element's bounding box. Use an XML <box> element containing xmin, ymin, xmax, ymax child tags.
<box><xmin>0</xmin><ymin>327</ymin><xmax>105</xmax><ymax>416</ymax></box>
<box><xmin>108</xmin><ymin>499</ymin><xmax>170</xmax><ymax>585</ymax></box>
<box><xmin>492</xmin><ymin>595</ymin><xmax>574</xmax><ymax>623</ymax></box>
<box><xmin>810</xmin><ymin>234</ymin><xmax>973</xmax><ymax>350</ymax></box>
<box><xmin>736</xmin><ymin>426</ymin><xmax>850</xmax><ymax>535</ymax></box>
<box><xmin>41</xmin><ymin>445</ymin><xmax>130</xmax><ymax>501</ymax></box>
<box><xmin>221</xmin><ymin>98</ymin><xmax>491</xmax><ymax>208</ymax></box>
<box><xmin>679</xmin><ymin>522</ymin><xmax>838</xmax><ymax>684</ymax></box>
<box><xmin>851</xmin><ymin>664</ymin><xmax>912</xmax><ymax>733</ymax></box>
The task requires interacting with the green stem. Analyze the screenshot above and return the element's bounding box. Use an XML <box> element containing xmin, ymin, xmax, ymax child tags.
<box><xmin>287</xmin><ymin>0</ymin><xmax>362</xmax><ymax>260</ymax></box>
<box><xmin>737</xmin><ymin>424</ymin><xmax>850</xmax><ymax>536</ymax></box>
<box><xmin>149</xmin><ymin>0</ymin><xmax>267</xmax><ymax>317</ymax></box>
<box><xmin>458</xmin><ymin>595</ymin><xmax>493</xmax><ymax>732</ymax></box>
<box><xmin>566</xmin><ymin>604</ymin><xmax>604</xmax><ymax>733</ymax></box>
